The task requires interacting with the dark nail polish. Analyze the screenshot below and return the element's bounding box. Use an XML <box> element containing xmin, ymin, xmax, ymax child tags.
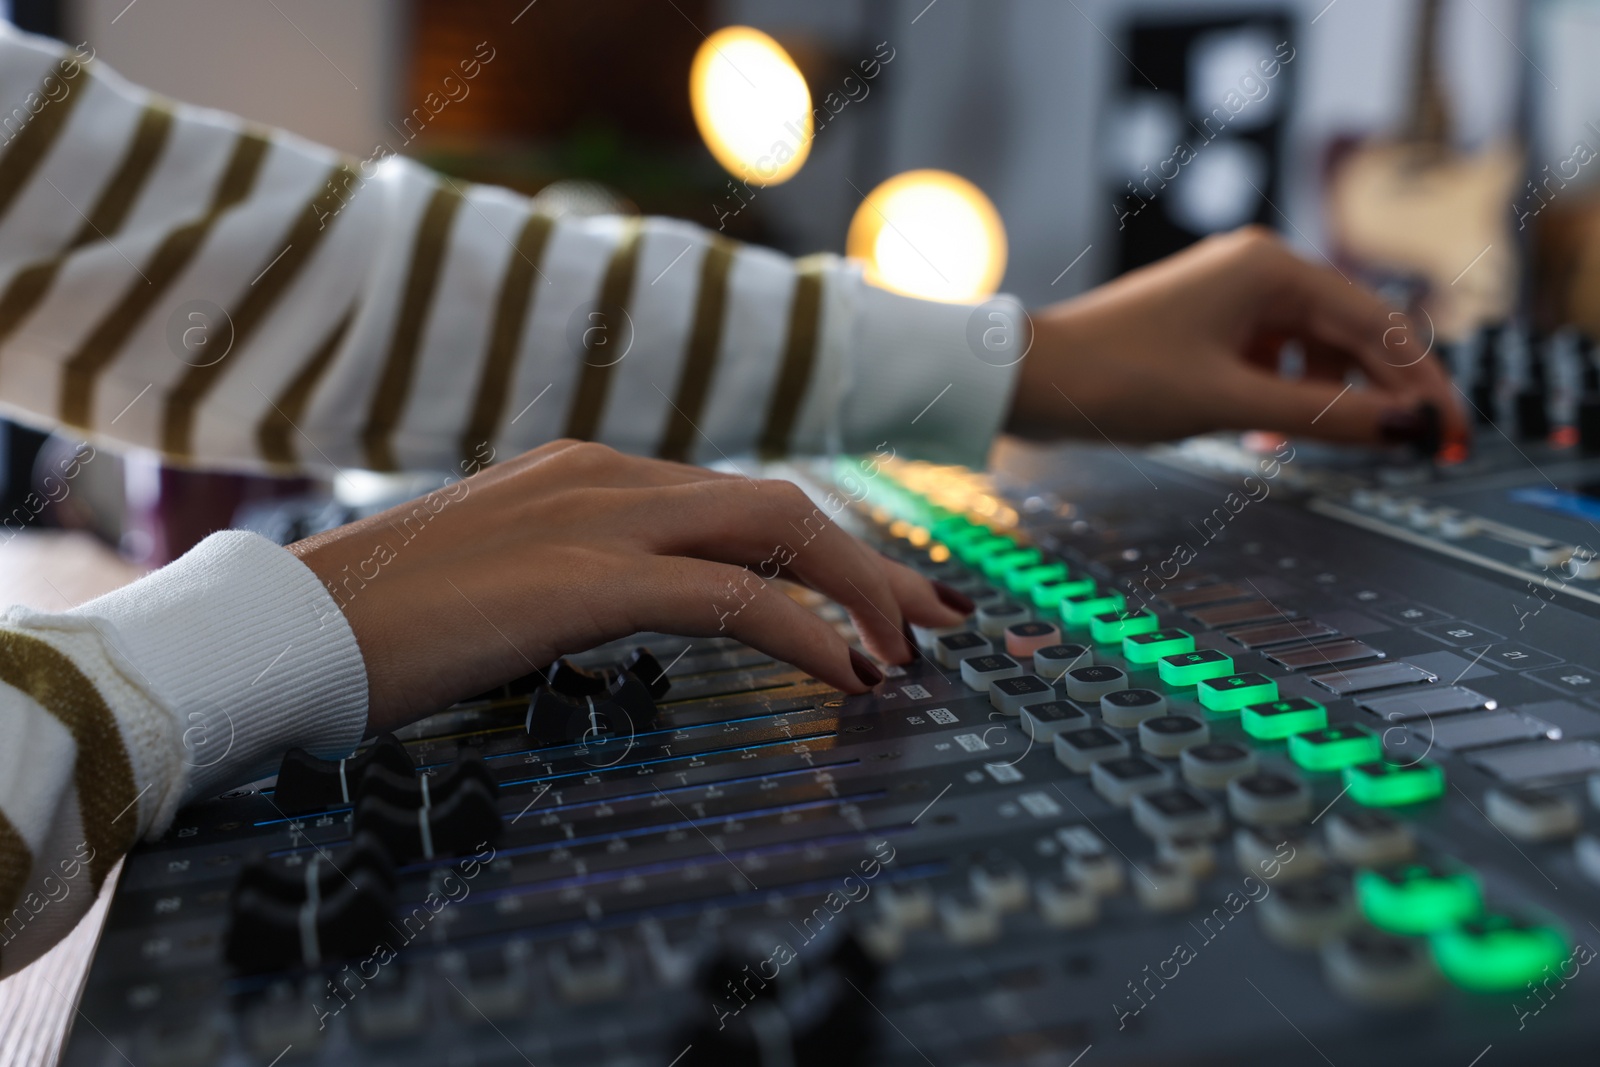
<box><xmin>1379</xmin><ymin>402</ymin><xmax>1441</xmax><ymax>456</ymax></box>
<box><xmin>933</xmin><ymin>580</ymin><xmax>975</xmax><ymax>615</ymax></box>
<box><xmin>850</xmin><ymin>648</ymin><xmax>884</xmax><ymax>688</ymax></box>
<box><xmin>902</xmin><ymin>621</ymin><xmax>921</xmax><ymax>659</ymax></box>
<box><xmin>1377</xmin><ymin>408</ymin><xmax>1421</xmax><ymax>442</ymax></box>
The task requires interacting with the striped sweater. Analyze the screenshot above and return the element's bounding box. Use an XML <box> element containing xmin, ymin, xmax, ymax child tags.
<box><xmin>0</xmin><ymin>26</ymin><xmax>1020</xmax><ymax>973</ymax></box>
<box><xmin>0</xmin><ymin>23</ymin><xmax>1017</xmax><ymax>473</ymax></box>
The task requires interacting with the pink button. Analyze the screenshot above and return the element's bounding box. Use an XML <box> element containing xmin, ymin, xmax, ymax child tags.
<box><xmin>1006</xmin><ymin>621</ymin><xmax>1061</xmax><ymax>659</ymax></box>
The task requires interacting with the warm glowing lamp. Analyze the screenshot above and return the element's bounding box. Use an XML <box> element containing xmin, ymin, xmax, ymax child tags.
<box><xmin>690</xmin><ymin>26</ymin><xmax>812</xmax><ymax>186</ymax></box>
<box><xmin>846</xmin><ymin>169</ymin><xmax>1007</xmax><ymax>302</ymax></box>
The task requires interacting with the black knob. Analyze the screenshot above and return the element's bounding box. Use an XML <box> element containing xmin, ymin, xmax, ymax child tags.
<box><xmin>1515</xmin><ymin>332</ymin><xmax>1551</xmax><ymax>441</ymax></box>
<box><xmin>624</xmin><ymin>646</ymin><xmax>673</xmax><ymax>699</ymax></box>
<box><xmin>273</xmin><ymin>734</ymin><xmax>414</xmax><ymax>815</ymax></box>
<box><xmin>1470</xmin><ymin>322</ymin><xmax>1503</xmax><ymax>424</ymax></box>
<box><xmin>546</xmin><ymin>657</ymin><xmax>609</xmax><ymax>698</ymax></box>
<box><xmin>357</xmin><ymin>754</ymin><xmax>498</xmax><ymax>810</ymax></box>
<box><xmin>225</xmin><ymin>866</ymin><xmax>395</xmax><ymax>973</ymax></box>
<box><xmin>233</xmin><ymin>830</ymin><xmax>396</xmax><ymax>903</ymax></box>
<box><xmin>1579</xmin><ymin>332</ymin><xmax>1600</xmax><ymax>391</ymax></box>
<box><xmin>1576</xmin><ymin>333</ymin><xmax>1600</xmax><ymax>456</ymax></box>
<box><xmin>353</xmin><ymin>778</ymin><xmax>502</xmax><ymax>863</ymax></box>
<box><xmin>681</xmin><ymin>925</ymin><xmax>879</xmax><ymax>1067</ymax></box>
<box><xmin>526</xmin><ymin>669</ymin><xmax>659</xmax><ymax>745</ymax></box>
<box><xmin>1434</xmin><ymin>338</ymin><xmax>1461</xmax><ymax>380</ymax></box>
<box><xmin>809</xmin><ymin>918</ymin><xmax>879</xmax><ymax>989</ymax></box>
<box><xmin>1410</xmin><ymin>401</ymin><xmax>1442</xmax><ymax>458</ymax></box>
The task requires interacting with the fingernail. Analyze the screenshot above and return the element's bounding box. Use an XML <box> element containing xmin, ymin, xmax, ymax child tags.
<box><xmin>933</xmin><ymin>580</ymin><xmax>975</xmax><ymax>615</ymax></box>
<box><xmin>850</xmin><ymin>648</ymin><xmax>884</xmax><ymax>688</ymax></box>
<box><xmin>1379</xmin><ymin>401</ymin><xmax>1441</xmax><ymax>455</ymax></box>
<box><xmin>1377</xmin><ymin>407</ymin><xmax>1421</xmax><ymax>442</ymax></box>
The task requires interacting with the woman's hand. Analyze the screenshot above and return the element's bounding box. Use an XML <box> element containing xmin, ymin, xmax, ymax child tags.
<box><xmin>1006</xmin><ymin>226</ymin><xmax>1467</xmax><ymax>449</ymax></box>
<box><xmin>288</xmin><ymin>441</ymin><xmax>971</xmax><ymax>734</ymax></box>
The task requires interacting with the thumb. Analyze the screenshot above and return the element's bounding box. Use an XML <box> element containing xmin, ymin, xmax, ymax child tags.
<box><xmin>1212</xmin><ymin>367</ymin><xmax>1438</xmax><ymax>448</ymax></box>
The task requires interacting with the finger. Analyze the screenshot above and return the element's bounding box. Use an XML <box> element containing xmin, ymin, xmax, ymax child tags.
<box><xmin>493</xmin><ymin>439</ymin><xmax>743</xmax><ymax>493</ymax></box>
<box><xmin>1209</xmin><ymin>364</ymin><xmax>1434</xmax><ymax>446</ymax></box>
<box><xmin>1302</xmin><ymin>338</ymin><xmax>1354</xmax><ymax>381</ymax></box>
<box><xmin>636</xmin><ymin>555</ymin><xmax>881</xmax><ymax>694</ymax></box>
<box><xmin>1296</xmin><ymin>328</ymin><xmax>1468</xmax><ymax>450</ymax></box>
<box><xmin>876</xmin><ymin>553</ymin><xmax>974</xmax><ymax>627</ymax></box>
<box><xmin>1254</xmin><ymin>254</ymin><xmax>1467</xmax><ymax>440</ymax></box>
<box><xmin>675</xmin><ymin>478</ymin><xmax>918</xmax><ymax>664</ymax></box>
<box><xmin>467</xmin><ymin>435</ymin><xmax>589</xmax><ymax>479</ymax></box>
<box><xmin>635</xmin><ymin>478</ymin><xmax>963</xmax><ymax>663</ymax></box>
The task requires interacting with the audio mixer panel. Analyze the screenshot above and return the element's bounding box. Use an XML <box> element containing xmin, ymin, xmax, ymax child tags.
<box><xmin>60</xmin><ymin>438</ymin><xmax>1600</xmax><ymax>1066</ymax></box>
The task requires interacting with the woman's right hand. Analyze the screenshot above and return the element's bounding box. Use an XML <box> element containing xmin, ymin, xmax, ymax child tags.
<box><xmin>288</xmin><ymin>440</ymin><xmax>972</xmax><ymax>734</ymax></box>
<box><xmin>1006</xmin><ymin>226</ymin><xmax>1466</xmax><ymax>449</ymax></box>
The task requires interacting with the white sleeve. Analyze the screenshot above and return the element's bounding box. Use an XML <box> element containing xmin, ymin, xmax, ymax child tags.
<box><xmin>0</xmin><ymin>530</ymin><xmax>366</xmax><ymax>976</ymax></box>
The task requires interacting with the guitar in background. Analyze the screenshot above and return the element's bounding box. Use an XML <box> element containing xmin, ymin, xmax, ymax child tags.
<box><xmin>1324</xmin><ymin>0</ymin><xmax>1521</xmax><ymax>342</ymax></box>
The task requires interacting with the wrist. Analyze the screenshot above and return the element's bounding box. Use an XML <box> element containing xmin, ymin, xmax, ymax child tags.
<box><xmin>1003</xmin><ymin>309</ymin><xmax>1072</xmax><ymax>439</ymax></box>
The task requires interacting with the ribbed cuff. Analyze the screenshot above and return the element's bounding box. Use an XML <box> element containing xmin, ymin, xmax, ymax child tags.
<box><xmin>843</xmin><ymin>282</ymin><xmax>1023</xmax><ymax>467</ymax></box>
<box><xmin>66</xmin><ymin>531</ymin><xmax>369</xmax><ymax>801</ymax></box>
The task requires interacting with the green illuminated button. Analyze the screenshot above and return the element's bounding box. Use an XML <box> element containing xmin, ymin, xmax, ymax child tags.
<box><xmin>1430</xmin><ymin>915</ymin><xmax>1570</xmax><ymax>992</ymax></box>
<box><xmin>1196</xmin><ymin>672</ymin><xmax>1278</xmax><ymax>714</ymax></box>
<box><xmin>942</xmin><ymin>527</ymin><xmax>991</xmax><ymax>557</ymax></box>
<box><xmin>1031</xmin><ymin>576</ymin><xmax>1095</xmax><ymax>610</ymax></box>
<box><xmin>1157</xmin><ymin>649</ymin><xmax>1234</xmax><ymax>687</ymax></box>
<box><xmin>981</xmin><ymin>547</ymin><xmax>1041</xmax><ymax>581</ymax></box>
<box><xmin>1061</xmin><ymin>590</ymin><xmax>1127</xmax><ymax>628</ymax></box>
<box><xmin>1089</xmin><ymin>609</ymin><xmax>1159</xmax><ymax>645</ymax></box>
<box><xmin>931</xmin><ymin>517</ymin><xmax>975</xmax><ymax>541</ymax></box>
<box><xmin>1356</xmin><ymin>861</ymin><xmax>1482</xmax><ymax>935</ymax></box>
<box><xmin>938</xmin><ymin>523</ymin><xmax>983</xmax><ymax>545</ymax></box>
<box><xmin>1006</xmin><ymin>562</ymin><xmax>1068</xmax><ymax>597</ymax></box>
<box><xmin>1344</xmin><ymin>759</ymin><xmax>1445</xmax><ymax>807</ymax></box>
<box><xmin>1123</xmin><ymin>628</ymin><xmax>1195</xmax><ymax>665</ymax></box>
<box><xmin>1288</xmin><ymin>724</ymin><xmax>1381</xmax><ymax>772</ymax></box>
<box><xmin>959</xmin><ymin>535</ymin><xmax>1015</xmax><ymax>565</ymax></box>
<box><xmin>1241</xmin><ymin>697</ymin><xmax>1327</xmax><ymax>740</ymax></box>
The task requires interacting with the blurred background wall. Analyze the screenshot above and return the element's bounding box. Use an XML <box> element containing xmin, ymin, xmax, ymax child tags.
<box><xmin>51</xmin><ymin>0</ymin><xmax>1530</xmax><ymax>305</ymax></box>
<box><xmin>4</xmin><ymin>0</ymin><xmax>1599</xmax><ymax>562</ymax></box>
<box><xmin>68</xmin><ymin>0</ymin><xmax>409</xmax><ymax>159</ymax></box>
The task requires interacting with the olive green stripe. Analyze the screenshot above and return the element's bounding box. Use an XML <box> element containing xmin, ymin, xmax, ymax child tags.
<box><xmin>71</xmin><ymin>104</ymin><xmax>174</xmax><ymax>248</ymax></box>
<box><xmin>460</xmin><ymin>211</ymin><xmax>556</xmax><ymax>465</ymax></box>
<box><xmin>757</xmin><ymin>255</ymin><xmax>829</xmax><ymax>460</ymax></box>
<box><xmin>60</xmin><ymin>130</ymin><xmax>271</xmax><ymax>429</ymax></box>
<box><xmin>360</xmin><ymin>184</ymin><xmax>465</xmax><ymax>471</ymax></box>
<box><xmin>257</xmin><ymin>306</ymin><xmax>354</xmax><ymax>466</ymax></box>
<box><xmin>563</xmin><ymin>218</ymin><xmax>644</xmax><ymax>442</ymax></box>
<box><xmin>0</xmin><ymin>56</ymin><xmax>89</xmax><ymax>225</ymax></box>
<box><xmin>657</xmin><ymin>237</ymin><xmax>736</xmax><ymax>462</ymax></box>
<box><xmin>0</xmin><ymin>808</ymin><xmax>31</xmax><ymax>956</ymax></box>
<box><xmin>0</xmin><ymin>630</ymin><xmax>139</xmax><ymax>892</ymax></box>
<box><xmin>163</xmin><ymin>162</ymin><xmax>357</xmax><ymax>458</ymax></box>
<box><xmin>0</xmin><ymin>104</ymin><xmax>173</xmax><ymax>353</ymax></box>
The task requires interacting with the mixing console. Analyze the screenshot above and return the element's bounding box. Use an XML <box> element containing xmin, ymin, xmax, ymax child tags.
<box><xmin>59</xmin><ymin>424</ymin><xmax>1600</xmax><ymax>1066</ymax></box>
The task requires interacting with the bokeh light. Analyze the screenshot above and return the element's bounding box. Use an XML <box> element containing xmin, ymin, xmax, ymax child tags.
<box><xmin>690</xmin><ymin>27</ymin><xmax>812</xmax><ymax>186</ymax></box>
<box><xmin>846</xmin><ymin>169</ymin><xmax>1007</xmax><ymax>302</ymax></box>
